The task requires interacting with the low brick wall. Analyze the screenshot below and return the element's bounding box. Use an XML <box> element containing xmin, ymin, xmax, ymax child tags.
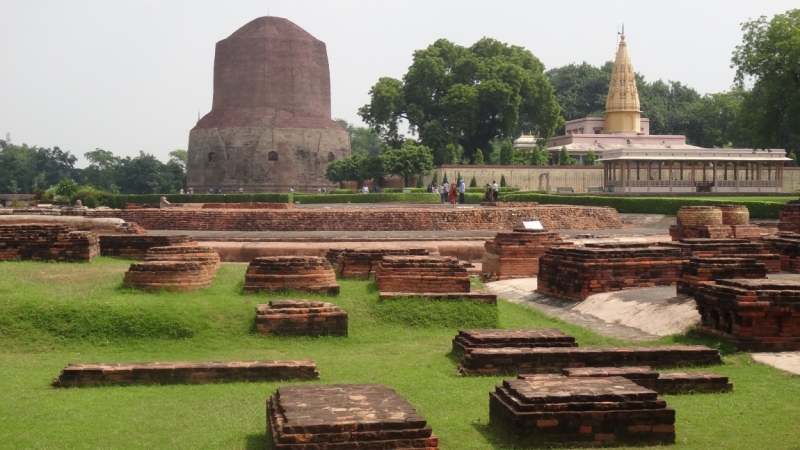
<box><xmin>718</xmin><ymin>204</ymin><xmax>750</xmax><ymax>225</ymax></box>
<box><xmin>100</xmin><ymin>234</ymin><xmax>195</xmax><ymax>259</ymax></box>
<box><xmin>663</xmin><ymin>238</ymin><xmax>781</xmax><ymax>273</ymax></box>
<box><xmin>536</xmin><ymin>244</ymin><xmax>686</xmax><ymax>301</ymax></box>
<box><xmin>268</xmin><ymin>384</ymin><xmax>438</xmax><ymax>450</ymax></box>
<box><xmin>763</xmin><ymin>233</ymin><xmax>800</xmax><ymax>272</ymax></box>
<box><xmin>84</xmin><ymin>205</ymin><xmax>623</xmax><ymax>231</ymax></box>
<box><xmin>481</xmin><ymin>229</ymin><xmax>572</xmax><ymax>281</ymax></box>
<box><xmin>695</xmin><ymin>279</ymin><xmax>800</xmax><ymax>351</ymax></box>
<box><xmin>123</xmin><ymin>260</ymin><xmax>213</xmax><ymax>292</ymax></box>
<box><xmin>669</xmin><ymin>224</ymin><xmax>761</xmax><ymax>241</ymax></box>
<box><xmin>677</xmin><ymin>257</ymin><xmax>768</xmax><ymax>297</ymax></box>
<box><xmin>256</xmin><ymin>300</ymin><xmax>348</xmax><ymax>336</ymax></box>
<box><xmin>375</xmin><ymin>255</ymin><xmax>470</xmax><ymax>293</ymax></box>
<box><xmin>562</xmin><ymin>367</ymin><xmax>732</xmax><ymax>395</ymax></box>
<box><xmin>334</xmin><ymin>248</ymin><xmax>430</xmax><ymax>279</ymax></box>
<box><xmin>489</xmin><ymin>375</ymin><xmax>675</xmax><ymax>447</ymax></box>
<box><xmin>452</xmin><ymin>329</ymin><xmax>577</xmax><ymax>355</ymax></box>
<box><xmin>778</xmin><ymin>200</ymin><xmax>800</xmax><ymax>234</ymax></box>
<box><xmin>144</xmin><ymin>245</ymin><xmax>221</xmax><ymax>275</ymax></box>
<box><xmin>0</xmin><ymin>224</ymin><xmax>99</xmax><ymax>262</ymax></box>
<box><xmin>459</xmin><ymin>345</ymin><xmax>721</xmax><ymax>375</ymax></box>
<box><xmin>243</xmin><ymin>256</ymin><xmax>339</xmax><ymax>296</ymax></box>
<box><xmin>201</xmin><ymin>202</ymin><xmax>294</xmax><ymax>209</ymax></box>
<box><xmin>52</xmin><ymin>360</ymin><xmax>319</xmax><ymax>387</ymax></box>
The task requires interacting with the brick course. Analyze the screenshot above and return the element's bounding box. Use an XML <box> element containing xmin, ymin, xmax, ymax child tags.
<box><xmin>0</xmin><ymin>224</ymin><xmax>98</xmax><ymax>262</ymax></box>
<box><xmin>481</xmin><ymin>229</ymin><xmax>572</xmax><ymax>281</ymax></box>
<box><xmin>663</xmin><ymin>238</ymin><xmax>780</xmax><ymax>273</ymax></box>
<box><xmin>376</xmin><ymin>255</ymin><xmax>470</xmax><ymax>293</ymax></box>
<box><xmin>52</xmin><ymin>360</ymin><xmax>319</xmax><ymax>387</ymax></box>
<box><xmin>677</xmin><ymin>257</ymin><xmax>768</xmax><ymax>297</ymax></box>
<box><xmin>763</xmin><ymin>233</ymin><xmax>800</xmax><ymax>272</ymax></box>
<box><xmin>123</xmin><ymin>260</ymin><xmax>213</xmax><ymax>292</ymax></box>
<box><xmin>144</xmin><ymin>245</ymin><xmax>221</xmax><ymax>275</ymax></box>
<box><xmin>334</xmin><ymin>248</ymin><xmax>430</xmax><ymax>279</ymax></box>
<box><xmin>778</xmin><ymin>200</ymin><xmax>800</xmax><ymax>234</ymax></box>
<box><xmin>452</xmin><ymin>329</ymin><xmax>577</xmax><ymax>355</ymax></box>
<box><xmin>562</xmin><ymin>367</ymin><xmax>732</xmax><ymax>394</ymax></box>
<box><xmin>671</xmin><ymin>205</ymin><xmax>761</xmax><ymax>241</ymax></box>
<box><xmin>256</xmin><ymin>300</ymin><xmax>347</xmax><ymax>336</ymax></box>
<box><xmin>243</xmin><ymin>256</ymin><xmax>339</xmax><ymax>295</ymax></box>
<box><xmin>201</xmin><ymin>202</ymin><xmax>294</xmax><ymax>209</ymax></box>
<box><xmin>100</xmin><ymin>234</ymin><xmax>195</xmax><ymax>259</ymax></box>
<box><xmin>677</xmin><ymin>206</ymin><xmax>723</xmax><ymax>226</ymax></box>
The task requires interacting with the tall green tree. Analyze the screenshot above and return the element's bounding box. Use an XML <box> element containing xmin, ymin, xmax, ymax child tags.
<box><xmin>558</xmin><ymin>147</ymin><xmax>571</xmax><ymax>165</ymax></box>
<box><xmin>383</xmin><ymin>140</ymin><xmax>435</xmax><ymax>187</ymax></box>
<box><xmin>584</xmin><ymin>149</ymin><xmax>596</xmax><ymax>166</ymax></box>
<box><xmin>0</xmin><ymin>141</ymin><xmax>81</xmax><ymax>193</ymax></box>
<box><xmin>498</xmin><ymin>141</ymin><xmax>514</xmax><ymax>165</ymax></box>
<box><xmin>546</xmin><ymin>62</ymin><xmax>610</xmax><ymax>121</ymax></box>
<box><xmin>474</xmin><ymin>149</ymin><xmax>485</xmax><ymax>165</ymax></box>
<box><xmin>359</xmin><ymin>38</ymin><xmax>564</xmax><ymax>163</ymax></box>
<box><xmin>83</xmin><ymin>148</ymin><xmax>121</xmax><ymax>192</ymax></box>
<box><xmin>335</xmin><ymin>119</ymin><xmax>389</xmax><ymax>157</ymax></box>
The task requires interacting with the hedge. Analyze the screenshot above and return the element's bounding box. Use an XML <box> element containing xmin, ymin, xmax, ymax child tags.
<box><xmin>293</xmin><ymin>193</ymin><xmax>440</xmax><ymax>204</ymax></box>
<box><xmin>500</xmin><ymin>192</ymin><xmax>786</xmax><ymax>219</ymax></box>
<box><xmin>106</xmin><ymin>193</ymin><xmax>291</xmax><ymax>209</ymax></box>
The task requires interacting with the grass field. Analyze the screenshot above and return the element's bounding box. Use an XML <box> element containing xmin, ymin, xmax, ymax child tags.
<box><xmin>1</xmin><ymin>258</ymin><xmax>799</xmax><ymax>449</ymax></box>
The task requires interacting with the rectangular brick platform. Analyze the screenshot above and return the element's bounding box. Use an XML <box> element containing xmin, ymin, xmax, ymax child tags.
<box><xmin>256</xmin><ymin>300</ymin><xmax>347</xmax><ymax>336</ymax></box>
<box><xmin>268</xmin><ymin>384</ymin><xmax>439</xmax><ymax>450</ymax></box>
<box><xmin>561</xmin><ymin>367</ymin><xmax>733</xmax><ymax>394</ymax></box>
<box><xmin>452</xmin><ymin>329</ymin><xmax>577</xmax><ymax>355</ymax></box>
<box><xmin>243</xmin><ymin>256</ymin><xmax>339</xmax><ymax>296</ymax></box>
<box><xmin>763</xmin><ymin>233</ymin><xmax>800</xmax><ymax>273</ymax></box>
<box><xmin>458</xmin><ymin>345</ymin><xmax>722</xmax><ymax>375</ymax></box>
<box><xmin>375</xmin><ymin>255</ymin><xmax>470</xmax><ymax>293</ymax></box>
<box><xmin>123</xmin><ymin>260</ymin><xmax>214</xmax><ymax>292</ymax></box>
<box><xmin>51</xmin><ymin>360</ymin><xmax>319</xmax><ymax>387</ymax></box>
<box><xmin>334</xmin><ymin>248</ymin><xmax>430</xmax><ymax>279</ymax></box>
<box><xmin>0</xmin><ymin>224</ymin><xmax>99</xmax><ymax>262</ymax></box>
<box><xmin>377</xmin><ymin>291</ymin><xmax>497</xmax><ymax>303</ymax></box>
<box><xmin>99</xmin><ymin>234</ymin><xmax>195</xmax><ymax>259</ymax></box>
<box><xmin>490</xmin><ymin>375</ymin><xmax>675</xmax><ymax>447</ymax></box>
<box><xmin>695</xmin><ymin>279</ymin><xmax>800</xmax><ymax>351</ymax></box>
<box><xmin>677</xmin><ymin>257</ymin><xmax>768</xmax><ymax>297</ymax></box>
<box><xmin>536</xmin><ymin>245</ymin><xmax>686</xmax><ymax>301</ymax></box>
<box><xmin>481</xmin><ymin>229</ymin><xmax>572</xmax><ymax>281</ymax></box>
<box><xmin>663</xmin><ymin>238</ymin><xmax>781</xmax><ymax>273</ymax></box>
<box><xmin>669</xmin><ymin>225</ymin><xmax>762</xmax><ymax>241</ymax></box>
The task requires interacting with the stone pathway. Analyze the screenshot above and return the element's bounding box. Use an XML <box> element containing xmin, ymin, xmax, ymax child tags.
<box><xmin>751</xmin><ymin>352</ymin><xmax>800</xmax><ymax>375</ymax></box>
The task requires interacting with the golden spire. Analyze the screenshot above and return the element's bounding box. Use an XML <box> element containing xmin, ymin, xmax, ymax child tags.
<box><xmin>604</xmin><ymin>26</ymin><xmax>641</xmax><ymax>134</ymax></box>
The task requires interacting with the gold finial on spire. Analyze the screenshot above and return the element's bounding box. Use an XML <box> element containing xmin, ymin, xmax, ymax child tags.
<box><xmin>604</xmin><ymin>26</ymin><xmax>641</xmax><ymax>134</ymax></box>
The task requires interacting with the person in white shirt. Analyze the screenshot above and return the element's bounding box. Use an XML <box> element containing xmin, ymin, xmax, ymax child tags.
<box><xmin>363</xmin><ymin>185</ymin><xmax>369</xmax><ymax>194</ymax></box>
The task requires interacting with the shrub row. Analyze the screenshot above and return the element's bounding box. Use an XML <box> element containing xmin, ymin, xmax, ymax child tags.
<box><xmin>293</xmin><ymin>193</ymin><xmax>441</xmax><ymax>204</ymax></box>
<box><xmin>501</xmin><ymin>192</ymin><xmax>786</xmax><ymax>219</ymax></box>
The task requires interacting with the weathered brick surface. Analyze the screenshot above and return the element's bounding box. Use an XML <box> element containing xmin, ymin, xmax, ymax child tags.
<box><xmin>490</xmin><ymin>375</ymin><xmax>675</xmax><ymax>447</ymax></box>
<box><xmin>0</xmin><ymin>224</ymin><xmax>99</xmax><ymax>262</ymax></box>
<box><xmin>778</xmin><ymin>200</ymin><xmax>800</xmax><ymax>234</ymax></box>
<box><xmin>663</xmin><ymin>238</ymin><xmax>780</xmax><ymax>273</ymax></box>
<box><xmin>671</xmin><ymin>206</ymin><xmax>759</xmax><ymax>241</ymax></box>
<box><xmin>334</xmin><ymin>248</ymin><xmax>430</xmax><ymax>279</ymax></box>
<box><xmin>100</xmin><ymin>234</ymin><xmax>195</xmax><ymax>259</ymax></box>
<box><xmin>144</xmin><ymin>245</ymin><xmax>221</xmax><ymax>275</ymax></box>
<box><xmin>375</xmin><ymin>256</ymin><xmax>470</xmax><ymax>293</ymax></box>
<box><xmin>481</xmin><ymin>229</ymin><xmax>572</xmax><ymax>281</ymax></box>
<box><xmin>695</xmin><ymin>279</ymin><xmax>800</xmax><ymax>351</ymax></box>
<box><xmin>452</xmin><ymin>329</ymin><xmax>577</xmax><ymax>355</ymax></box>
<box><xmin>52</xmin><ymin>360</ymin><xmax>319</xmax><ymax>387</ymax></box>
<box><xmin>562</xmin><ymin>367</ymin><xmax>733</xmax><ymax>394</ymax></box>
<box><xmin>677</xmin><ymin>257</ymin><xmax>768</xmax><ymax>297</ymax></box>
<box><xmin>677</xmin><ymin>206</ymin><xmax>723</xmax><ymax>226</ymax></box>
<box><xmin>268</xmin><ymin>384</ymin><xmax>439</xmax><ymax>450</ymax></box>
<box><xmin>256</xmin><ymin>300</ymin><xmax>347</xmax><ymax>336</ymax></box>
<box><xmin>124</xmin><ymin>261</ymin><xmax>213</xmax><ymax>292</ymax></box>
<box><xmin>377</xmin><ymin>291</ymin><xmax>497</xmax><ymax>303</ymax></box>
<box><xmin>243</xmin><ymin>256</ymin><xmax>339</xmax><ymax>295</ymax></box>
<box><xmin>201</xmin><ymin>202</ymin><xmax>294</xmax><ymax>209</ymax></box>
<box><xmin>718</xmin><ymin>204</ymin><xmax>750</xmax><ymax>225</ymax></box>
<box><xmin>84</xmin><ymin>205</ymin><xmax>623</xmax><ymax>231</ymax></box>
<box><xmin>459</xmin><ymin>345</ymin><xmax>721</xmax><ymax>375</ymax></box>
<box><xmin>763</xmin><ymin>233</ymin><xmax>800</xmax><ymax>272</ymax></box>
<box><xmin>536</xmin><ymin>245</ymin><xmax>685</xmax><ymax>301</ymax></box>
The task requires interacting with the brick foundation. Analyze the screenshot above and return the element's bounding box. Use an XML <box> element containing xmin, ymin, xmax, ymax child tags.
<box><xmin>376</xmin><ymin>256</ymin><xmax>470</xmax><ymax>293</ymax></box>
<box><xmin>677</xmin><ymin>206</ymin><xmax>723</xmax><ymax>226</ymax></box>
<box><xmin>459</xmin><ymin>345</ymin><xmax>721</xmax><ymax>375</ymax></box>
<box><xmin>243</xmin><ymin>256</ymin><xmax>339</xmax><ymax>295</ymax></box>
<box><xmin>52</xmin><ymin>360</ymin><xmax>319</xmax><ymax>387</ymax></box>
<box><xmin>778</xmin><ymin>200</ymin><xmax>800</xmax><ymax>234</ymax></box>
<box><xmin>452</xmin><ymin>329</ymin><xmax>577</xmax><ymax>355</ymax></box>
<box><xmin>695</xmin><ymin>279</ymin><xmax>800</xmax><ymax>351</ymax></box>
<box><xmin>201</xmin><ymin>202</ymin><xmax>294</xmax><ymax>209</ymax></box>
<box><xmin>256</xmin><ymin>300</ymin><xmax>347</xmax><ymax>336</ymax></box>
<box><xmin>144</xmin><ymin>245</ymin><xmax>221</xmax><ymax>275</ymax></box>
<box><xmin>763</xmin><ymin>234</ymin><xmax>800</xmax><ymax>272</ymax></box>
<box><xmin>677</xmin><ymin>257</ymin><xmax>768</xmax><ymax>297</ymax></box>
<box><xmin>268</xmin><ymin>384</ymin><xmax>439</xmax><ymax>450</ymax></box>
<box><xmin>100</xmin><ymin>234</ymin><xmax>196</xmax><ymax>259</ymax></box>
<box><xmin>536</xmin><ymin>244</ymin><xmax>685</xmax><ymax>301</ymax></box>
<box><xmin>663</xmin><ymin>238</ymin><xmax>781</xmax><ymax>273</ymax></box>
<box><xmin>84</xmin><ymin>205</ymin><xmax>623</xmax><ymax>231</ymax></box>
<box><xmin>123</xmin><ymin>260</ymin><xmax>213</xmax><ymax>292</ymax></box>
<box><xmin>0</xmin><ymin>224</ymin><xmax>99</xmax><ymax>262</ymax></box>
<box><xmin>562</xmin><ymin>367</ymin><xmax>732</xmax><ymax>394</ymax></box>
<box><xmin>334</xmin><ymin>248</ymin><xmax>430</xmax><ymax>279</ymax></box>
<box><xmin>481</xmin><ymin>229</ymin><xmax>572</xmax><ymax>281</ymax></box>
<box><xmin>671</xmin><ymin>205</ymin><xmax>760</xmax><ymax>242</ymax></box>
<box><xmin>490</xmin><ymin>375</ymin><xmax>675</xmax><ymax>447</ymax></box>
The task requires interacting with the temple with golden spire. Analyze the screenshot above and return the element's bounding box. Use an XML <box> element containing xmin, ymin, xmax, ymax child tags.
<box><xmin>604</xmin><ymin>27</ymin><xmax>641</xmax><ymax>134</ymax></box>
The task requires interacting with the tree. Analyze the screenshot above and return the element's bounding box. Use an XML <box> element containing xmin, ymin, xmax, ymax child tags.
<box><xmin>558</xmin><ymin>147</ymin><xmax>571</xmax><ymax>165</ymax></box>
<box><xmin>433</xmin><ymin>143</ymin><xmax>459</xmax><ymax>166</ymax></box>
<box><xmin>168</xmin><ymin>150</ymin><xmax>187</xmax><ymax>171</ymax></box>
<box><xmin>474</xmin><ymin>149</ymin><xmax>485</xmax><ymax>165</ymax></box>
<box><xmin>684</xmin><ymin>89</ymin><xmax>746</xmax><ymax>149</ymax></box>
<box><xmin>0</xmin><ymin>141</ymin><xmax>81</xmax><ymax>193</ymax></box>
<box><xmin>585</xmin><ymin>150</ymin><xmax>596</xmax><ymax>166</ymax></box>
<box><xmin>732</xmin><ymin>10</ymin><xmax>800</xmax><ymax>157</ymax></box>
<box><xmin>469</xmin><ymin>176</ymin><xmax>478</xmax><ymax>187</ymax></box>
<box><xmin>431</xmin><ymin>172</ymin><xmax>438</xmax><ymax>185</ymax></box>
<box><xmin>335</xmin><ymin>119</ymin><xmax>389</xmax><ymax>157</ymax></box>
<box><xmin>324</xmin><ymin>159</ymin><xmax>347</xmax><ymax>188</ymax></box>
<box><xmin>442</xmin><ymin>173</ymin><xmax>448</xmax><ymax>184</ymax></box>
<box><xmin>530</xmin><ymin>146</ymin><xmax>551</xmax><ymax>166</ymax></box>
<box><xmin>116</xmin><ymin>151</ymin><xmax>181</xmax><ymax>194</ymax></box>
<box><xmin>83</xmin><ymin>148</ymin><xmax>121</xmax><ymax>192</ymax></box>
<box><xmin>499</xmin><ymin>141</ymin><xmax>513</xmax><ymax>165</ymax></box>
<box><xmin>546</xmin><ymin>62</ymin><xmax>610</xmax><ymax>121</ymax></box>
<box><xmin>500</xmin><ymin>174</ymin><xmax>507</xmax><ymax>187</ymax></box>
<box><xmin>383</xmin><ymin>140</ymin><xmax>435</xmax><ymax>187</ymax></box>
<box><xmin>359</xmin><ymin>38</ymin><xmax>564</xmax><ymax>163</ymax></box>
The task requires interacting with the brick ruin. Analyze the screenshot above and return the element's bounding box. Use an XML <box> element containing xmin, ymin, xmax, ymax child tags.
<box><xmin>51</xmin><ymin>360</ymin><xmax>319</xmax><ymax>387</ymax></box>
<box><xmin>670</xmin><ymin>205</ymin><xmax>761</xmax><ymax>241</ymax></box>
<box><xmin>481</xmin><ymin>229</ymin><xmax>572</xmax><ymax>281</ymax></box>
<box><xmin>763</xmin><ymin>233</ymin><xmax>800</xmax><ymax>272</ymax></box>
<box><xmin>243</xmin><ymin>256</ymin><xmax>339</xmax><ymax>295</ymax></box>
<box><xmin>100</xmin><ymin>234</ymin><xmax>196</xmax><ymax>259</ymax></box>
<box><xmin>458</xmin><ymin>345</ymin><xmax>722</xmax><ymax>375</ymax></box>
<box><xmin>144</xmin><ymin>245</ymin><xmax>221</xmax><ymax>275</ymax></box>
<box><xmin>200</xmin><ymin>203</ymin><xmax>294</xmax><ymax>210</ymax></box>
<box><xmin>490</xmin><ymin>375</ymin><xmax>675</xmax><ymax>447</ymax></box>
<box><xmin>375</xmin><ymin>255</ymin><xmax>497</xmax><ymax>303</ymax></box>
<box><xmin>663</xmin><ymin>238</ymin><xmax>781</xmax><ymax>273</ymax></box>
<box><xmin>562</xmin><ymin>367</ymin><xmax>732</xmax><ymax>395</ymax></box>
<box><xmin>256</xmin><ymin>300</ymin><xmax>347</xmax><ymax>336</ymax></box>
<box><xmin>677</xmin><ymin>257</ymin><xmax>768</xmax><ymax>297</ymax></box>
<box><xmin>452</xmin><ymin>329</ymin><xmax>577</xmax><ymax>355</ymax></box>
<box><xmin>695</xmin><ymin>279</ymin><xmax>800</xmax><ymax>351</ymax></box>
<box><xmin>268</xmin><ymin>384</ymin><xmax>438</xmax><ymax>450</ymax></box>
<box><xmin>536</xmin><ymin>244</ymin><xmax>685</xmax><ymax>301</ymax></box>
<box><xmin>123</xmin><ymin>261</ymin><xmax>214</xmax><ymax>292</ymax></box>
<box><xmin>334</xmin><ymin>248</ymin><xmax>430</xmax><ymax>279</ymax></box>
<box><xmin>0</xmin><ymin>224</ymin><xmax>99</xmax><ymax>262</ymax></box>
<box><xmin>778</xmin><ymin>200</ymin><xmax>800</xmax><ymax>234</ymax></box>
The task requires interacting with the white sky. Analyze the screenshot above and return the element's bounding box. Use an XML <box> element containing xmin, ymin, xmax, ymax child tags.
<box><xmin>0</xmin><ymin>0</ymin><xmax>796</xmax><ymax>167</ymax></box>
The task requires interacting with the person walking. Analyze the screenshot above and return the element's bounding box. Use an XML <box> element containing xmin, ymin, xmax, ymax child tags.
<box><xmin>449</xmin><ymin>181</ymin><xmax>457</xmax><ymax>204</ymax></box>
<box><xmin>441</xmin><ymin>181</ymin><xmax>449</xmax><ymax>203</ymax></box>
<box><xmin>492</xmin><ymin>180</ymin><xmax>499</xmax><ymax>202</ymax></box>
<box><xmin>458</xmin><ymin>178</ymin><xmax>466</xmax><ymax>204</ymax></box>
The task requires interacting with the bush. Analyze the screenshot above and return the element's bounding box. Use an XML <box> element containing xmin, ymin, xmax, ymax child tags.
<box><xmin>294</xmin><ymin>193</ymin><xmax>440</xmax><ymax>204</ymax></box>
<box><xmin>55</xmin><ymin>179</ymin><xmax>79</xmax><ymax>198</ymax></box>
<box><xmin>500</xmin><ymin>174</ymin><xmax>507</xmax><ymax>187</ymax></box>
<box><xmin>71</xmin><ymin>187</ymin><xmax>112</xmax><ymax>208</ymax></box>
<box><xmin>329</xmin><ymin>189</ymin><xmax>356</xmax><ymax>194</ymax></box>
<box><xmin>469</xmin><ymin>176</ymin><xmax>478</xmax><ymax>187</ymax></box>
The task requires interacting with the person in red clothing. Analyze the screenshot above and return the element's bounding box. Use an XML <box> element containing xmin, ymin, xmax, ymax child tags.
<box><xmin>449</xmin><ymin>182</ymin><xmax>457</xmax><ymax>204</ymax></box>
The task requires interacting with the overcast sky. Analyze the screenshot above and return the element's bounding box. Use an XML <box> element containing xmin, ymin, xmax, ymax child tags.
<box><xmin>1</xmin><ymin>0</ymin><xmax>796</xmax><ymax>167</ymax></box>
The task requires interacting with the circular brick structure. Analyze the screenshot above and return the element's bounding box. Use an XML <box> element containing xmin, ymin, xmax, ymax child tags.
<box><xmin>243</xmin><ymin>256</ymin><xmax>339</xmax><ymax>295</ymax></box>
<box><xmin>718</xmin><ymin>204</ymin><xmax>750</xmax><ymax>225</ymax></box>
<box><xmin>123</xmin><ymin>261</ymin><xmax>213</xmax><ymax>292</ymax></box>
<box><xmin>144</xmin><ymin>245</ymin><xmax>221</xmax><ymax>275</ymax></box>
<box><xmin>676</xmin><ymin>206</ymin><xmax>723</xmax><ymax>226</ymax></box>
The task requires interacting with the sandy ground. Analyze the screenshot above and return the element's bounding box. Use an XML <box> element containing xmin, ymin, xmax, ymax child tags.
<box><xmin>750</xmin><ymin>352</ymin><xmax>800</xmax><ymax>375</ymax></box>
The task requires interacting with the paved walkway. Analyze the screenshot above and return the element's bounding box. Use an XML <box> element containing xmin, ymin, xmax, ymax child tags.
<box><xmin>751</xmin><ymin>352</ymin><xmax>800</xmax><ymax>375</ymax></box>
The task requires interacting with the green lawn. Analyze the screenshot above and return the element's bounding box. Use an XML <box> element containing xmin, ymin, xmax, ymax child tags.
<box><xmin>1</xmin><ymin>258</ymin><xmax>799</xmax><ymax>449</ymax></box>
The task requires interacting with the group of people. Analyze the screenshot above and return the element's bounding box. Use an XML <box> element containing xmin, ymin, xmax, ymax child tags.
<box><xmin>484</xmin><ymin>180</ymin><xmax>500</xmax><ymax>202</ymax></box>
<box><xmin>428</xmin><ymin>179</ymin><xmax>466</xmax><ymax>204</ymax></box>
